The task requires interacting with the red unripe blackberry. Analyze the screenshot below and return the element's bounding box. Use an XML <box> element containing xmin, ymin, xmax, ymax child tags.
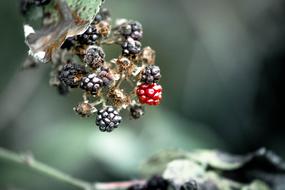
<box><xmin>136</xmin><ymin>83</ymin><xmax>162</xmax><ymax>106</ymax></box>
<box><xmin>80</xmin><ymin>73</ymin><xmax>103</xmax><ymax>95</ymax></box>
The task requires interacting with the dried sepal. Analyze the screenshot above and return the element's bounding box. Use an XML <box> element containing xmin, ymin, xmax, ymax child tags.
<box><xmin>140</xmin><ymin>47</ymin><xmax>156</xmax><ymax>65</ymax></box>
<box><xmin>74</xmin><ymin>102</ymin><xmax>96</xmax><ymax>117</ymax></box>
<box><xmin>107</xmin><ymin>87</ymin><xmax>131</xmax><ymax>109</ymax></box>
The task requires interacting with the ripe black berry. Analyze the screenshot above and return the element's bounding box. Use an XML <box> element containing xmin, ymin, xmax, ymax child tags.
<box><xmin>96</xmin><ymin>107</ymin><xmax>122</xmax><ymax>132</ymax></box>
<box><xmin>146</xmin><ymin>176</ymin><xmax>169</xmax><ymax>190</ymax></box>
<box><xmin>141</xmin><ymin>65</ymin><xmax>161</xmax><ymax>84</ymax></box>
<box><xmin>75</xmin><ymin>26</ymin><xmax>100</xmax><ymax>45</ymax></box>
<box><xmin>119</xmin><ymin>21</ymin><xmax>143</xmax><ymax>40</ymax></box>
<box><xmin>122</xmin><ymin>37</ymin><xmax>142</xmax><ymax>55</ymax></box>
<box><xmin>94</xmin><ymin>8</ymin><xmax>111</xmax><ymax>24</ymax></box>
<box><xmin>58</xmin><ymin>63</ymin><xmax>87</xmax><ymax>88</ymax></box>
<box><xmin>61</xmin><ymin>37</ymin><xmax>76</xmax><ymax>50</ymax></box>
<box><xmin>80</xmin><ymin>73</ymin><xmax>103</xmax><ymax>95</ymax></box>
<box><xmin>130</xmin><ymin>104</ymin><xmax>144</xmax><ymax>119</ymax></box>
<box><xmin>98</xmin><ymin>67</ymin><xmax>114</xmax><ymax>86</ymax></box>
<box><xmin>84</xmin><ymin>46</ymin><xmax>105</xmax><ymax>69</ymax></box>
<box><xmin>127</xmin><ymin>184</ymin><xmax>147</xmax><ymax>190</ymax></box>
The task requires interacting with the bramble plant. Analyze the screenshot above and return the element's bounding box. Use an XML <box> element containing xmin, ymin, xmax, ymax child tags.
<box><xmin>21</xmin><ymin>0</ymin><xmax>162</xmax><ymax>132</ymax></box>
<box><xmin>0</xmin><ymin>1</ymin><xmax>280</xmax><ymax>190</ymax></box>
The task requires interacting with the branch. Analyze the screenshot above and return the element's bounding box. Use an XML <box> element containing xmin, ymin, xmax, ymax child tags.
<box><xmin>0</xmin><ymin>147</ymin><xmax>145</xmax><ymax>190</ymax></box>
<box><xmin>0</xmin><ymin>147</ymin><xmax>92</xmax><ymax>189</ymax></box>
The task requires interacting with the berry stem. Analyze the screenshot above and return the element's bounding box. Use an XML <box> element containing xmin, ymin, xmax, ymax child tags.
<box><xmin>115</xmin><ymin>74</ymin><xmax>125</xmax><ymax>88</ymax></box>
<box><xmin>0</xmin><ymin>147</ymin><xmax>145</xmax><ymax>190</ymax></box>
<box><xmin>83</xmin><ymin>92</ymin><xmax>89</xmax><ymax>102</ymax></box>
<box><xmin>90</xmin><ymin>99</ymin><xmax>104</xmax><ymax>107</ymax></box>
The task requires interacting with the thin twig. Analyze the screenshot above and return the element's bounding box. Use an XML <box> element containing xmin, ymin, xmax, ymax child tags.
<box><xmin>0</xmin><ymin>147</ymin><xmax>144</xmax><ymax>190</ymax></box>
<box><xmin>0</xmin><ymin>147</ymin><xmax>92</xmax><ymax>190</ymax></box>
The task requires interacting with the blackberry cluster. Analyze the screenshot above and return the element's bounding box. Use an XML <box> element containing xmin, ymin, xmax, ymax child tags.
<box><xmin>58</xmin><ymin>63</ymin><xmax>87</xmax><ymax>88</ymax></box>
<box><xmin>80</xmin><ymin>73</ymin><xmax>103</xmax><ymax>95</ymax></box>
<box><xmin>141</xmin><ymin>65</ymin><xmax>161</xmax><ymax>84</ymax></box>
<box><xmin>96</xmin><ymin>107</ymin><xmax>122</xmax><ymax>132</ymax></box>
<box><xmin>83</xmin><ymin>46</ymin><xmax>105</xmax><ymax>69</ymax></box>
<box><xmin>27</xmin><ymin>6</ymin><xmax>162</xmax><ymax>132</ymax></box>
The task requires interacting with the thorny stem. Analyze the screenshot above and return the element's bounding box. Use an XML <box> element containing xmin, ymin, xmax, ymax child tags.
<box><xmin>0</xmin><ymin>147</ymin><xmax>145</xmax><ymax>190</ymax></box>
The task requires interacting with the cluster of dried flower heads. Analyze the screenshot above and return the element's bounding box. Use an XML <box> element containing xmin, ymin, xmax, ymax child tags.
<box><xmin>48</xmin><ymin>8</ymin><xmax>162</xmax><ymax>132</ymax></box>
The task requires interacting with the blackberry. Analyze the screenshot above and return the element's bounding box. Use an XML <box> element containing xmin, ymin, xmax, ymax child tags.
<box><xmin>94</xmin><ymin>8</ymin><xmax>111</xmax><ymax>24</ymax></box>
<box><xmin>130</xmin><ymin>104</ymin><xmax>144</xmax><ymax>119</ymax></box>
<box><xmin>80</xmin><ymin>73</ymin><xmax>103</xmax><ymax>95</ymax></box>
<box><xmin>127</xmin><ymin>184</ymin><xmax>147</xmax><ymax>190</ymax></box>
<box><xmin>119</xmin><ymin>21</ymin><xmax>143</xmax><ymax>40</ymax></box>
<box><xmin>61</xmin><ymin>37</ymin><xmax>76</xmax><ymax>50</ymax></box>
<box><xmin>141</xmin><ymin>65</ymin><xmax>161</xmax><ymax>84</ymax></box>
<box><xmin>98</xmin><ymin>67</ymin><xmax>114</xmax><ymax>86</ymax></box>
<box><xmin>75</xmin><ymin>26</ymin><xmax>100</xmax><ymax>45</ymax></box>
<box><xmin>96</xmin><ymin>107</ymin><xmax>122</xmax><ymax>132</ymax></box>
<box><xmin>122</xmin><ymin>37</ymin><xmax>142</xmax><ymax>55</ymax></box>
<box><xmin>136</xmin><ymin>83</ymin><xmax>162</xmax><ymax>106</ymax></box>
<box><xmin>83</xmin><ymin>46</ymin><xmax>105</xmax><ymax>69</ymax></box>
<box><xmin>146</xmin><ymin>176</ymin><xmax>169</xmax><ymax>190</ymax></box>
<box><xmin>58</xmin><ymin>63</ymin><xmax>87</xmax><ymax>88</ymax></box>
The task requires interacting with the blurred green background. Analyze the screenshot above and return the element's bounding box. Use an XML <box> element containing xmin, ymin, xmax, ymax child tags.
<box><xmin>1</xmin><ymin>0</ymin><xmax>285</xmax><ymax>189</ymax></box>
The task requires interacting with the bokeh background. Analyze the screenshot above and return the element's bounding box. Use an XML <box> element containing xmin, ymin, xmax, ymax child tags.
<box><xmin>0</xmin><ymin>0</ymin><xmax>285</xmax><ymax>189</ymax></box>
